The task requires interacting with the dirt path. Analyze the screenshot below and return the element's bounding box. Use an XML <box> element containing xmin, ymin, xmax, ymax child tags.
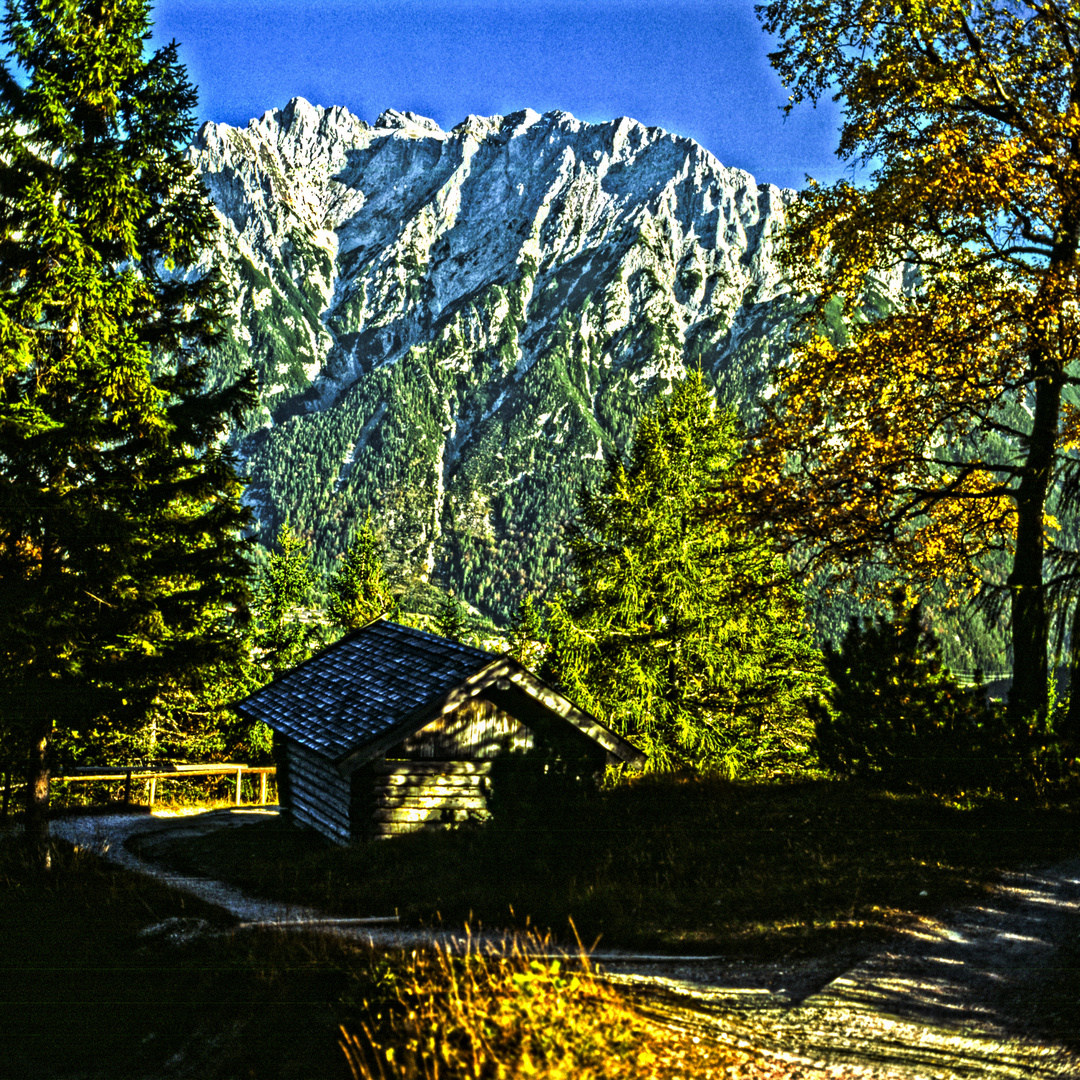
<box><xmin>51</xmin><ymin>808</ymin><xmax>1080</xmax><ymax>1079</ymax></box>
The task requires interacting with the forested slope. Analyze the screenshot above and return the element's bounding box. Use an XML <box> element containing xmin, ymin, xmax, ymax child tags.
<box><xmin>191</xmin><ymin>99</ymin><xmax>860</xmax><ymax>619</ymax></box>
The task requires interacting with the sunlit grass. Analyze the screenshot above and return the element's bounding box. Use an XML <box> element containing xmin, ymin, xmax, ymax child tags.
<box><xmin>340</xmin><ymin>927</ymin><xmax>748</xmax><ymax>1080</ymax></box>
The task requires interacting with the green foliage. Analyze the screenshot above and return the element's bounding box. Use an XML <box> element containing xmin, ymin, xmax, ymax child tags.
<box><xmin>508</xmin><ymin>593</ymin><xmax>544</xmax><ymax>670</ymax></box>
<box><xmin>813</xmin><ymin>599</ymin><xmax>994</xmax><ymax>793</ymax></box>
<box><xmin>253</xmin><ymin>526</ymin><xmax>322</xmax><ymax>678</ymax></box>
<box><xmin>545</xmin><ymin>373</ymin><xmax>824</xmax><ymax>775</ymax></box>
<box><xmin>326</xmin><ymin>513</ymin><xmax>396</xmax><ymax>631</ymax></box>
<box><xmin>0</xmin><ymin>0</ymin><xmax>255</xmax><ymax>816</ymax></box>
<box><xmin>812</xmin><ymin>595</ymin><xmax>1071</xmax><ymax>797</ymax></box>
<box><xmin>435</xmin><ymin>592</ymin><xmax>467</xmax><ymax>643</ymax></box>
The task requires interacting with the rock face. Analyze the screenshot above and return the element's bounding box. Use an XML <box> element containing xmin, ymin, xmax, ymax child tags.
<box><xmin>190</xmin><ymin>98</ymin><xmax>815</xmax><ymax>617</ymax></box>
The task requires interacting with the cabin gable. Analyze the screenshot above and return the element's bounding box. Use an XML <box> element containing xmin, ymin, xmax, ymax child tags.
<box><xmin>394</xmin><ymin>698</ymin><xmax>533</xmax><ymax>760</ymax></box>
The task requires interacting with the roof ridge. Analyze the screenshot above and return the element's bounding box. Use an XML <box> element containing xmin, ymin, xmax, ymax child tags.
<box><xmin>367</xmin><ymin>618</ymin><xmax>500</xmax><ymax>661</ymax></box>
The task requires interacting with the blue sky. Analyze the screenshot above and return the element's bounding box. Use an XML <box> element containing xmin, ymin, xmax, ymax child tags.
<box><xmin>151</xmin><ymin>0</ymin><xmax>847</xmax><ymax>191</ymax></box>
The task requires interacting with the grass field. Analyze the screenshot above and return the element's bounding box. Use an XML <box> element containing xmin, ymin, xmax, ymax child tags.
<box><xmin>131</xmin><ymin>774</ymin><xmax>1080</xmax><ymax>958</ymax></box>
<box><xmin>0</xmin><ymin>835</ymin><xmax>754</xmax><ymax>1079</ymax></box>
<box><xmin>6</xmin><ymin>773</ymin><xmax>1080</xmax><ymax>1077</ymax></box>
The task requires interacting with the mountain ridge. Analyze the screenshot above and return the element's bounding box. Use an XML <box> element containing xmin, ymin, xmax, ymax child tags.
<box><xmin>188</xmin><ymin>97</ymin><xmax>879</xmax><ymax>620</ymax></box>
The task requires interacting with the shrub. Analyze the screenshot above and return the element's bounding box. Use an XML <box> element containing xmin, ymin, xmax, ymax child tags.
<box><xmin>811</xmin><ymin>597</ymin><xmax>1013</xmax><ymax>795</ymax></box>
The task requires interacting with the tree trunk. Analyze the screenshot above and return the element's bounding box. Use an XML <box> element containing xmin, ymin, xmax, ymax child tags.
<box><xmin>24</xmin><ymin>718</ymin><xmax>52</xmax><ymax>869</ymax></box>
<box><xmin>1063</xmin><ymin>601</ymin><xmax>1080</xmax><ymax>755</ymax></box>
<box><xmin>1007</xmin><ymin>364</ymin><xmax>1062</xmax><ymax>724</ymax></box>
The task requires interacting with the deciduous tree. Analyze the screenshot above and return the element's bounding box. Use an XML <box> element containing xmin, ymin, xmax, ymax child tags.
<box><xmin>752</xmin><ymin>0</ymin><xmax>1080</xmax><ymax>724</ymax></box>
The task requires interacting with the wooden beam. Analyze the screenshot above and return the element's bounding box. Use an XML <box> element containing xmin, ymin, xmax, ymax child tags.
<box><xmin>371</xmin><ymin>760</ymin><xmax>493</xmax><ymax>776</ymax></box>
<box><xmin>375</xmin><ymin>793</ymin><xmax>487</xmax><ymax>811</ymax></box>
<box><xmin>502</xmin><ymin>668</ymin><xmax>646</xmax><ymax>766</ymax></box>
<box><xmin>379</xmin><ymin>772</ymin><xmax>486</xmax><ymax>787</ymax></box>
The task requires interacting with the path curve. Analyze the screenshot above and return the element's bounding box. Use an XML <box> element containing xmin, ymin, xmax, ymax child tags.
<box><xmin>51</xmin><ymin>808</ymin><xmax>1080</xmax><ymax>1079</ymax></box>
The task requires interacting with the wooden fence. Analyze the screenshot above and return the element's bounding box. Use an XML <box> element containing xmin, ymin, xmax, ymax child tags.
<box><xmin>0</xmin><ymin>763</ymin><xmax>277</xmax><ymax>817</ymax></box>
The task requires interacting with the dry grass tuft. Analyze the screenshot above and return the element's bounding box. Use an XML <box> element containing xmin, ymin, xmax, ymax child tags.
<box><xmin>340</xmin><ymin>927</ymin><xmax>750</xmax><ymax>1080</ymax></box>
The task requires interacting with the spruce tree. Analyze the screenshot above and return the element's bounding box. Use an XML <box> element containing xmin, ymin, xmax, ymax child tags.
<box><xmin>812</xmin><ymin>595</ymin><xmax>1009</xmax><ymax>795</ymax></box>
<box><xmin>436</xmin><ymin>592</ymin><xmax>467</xmax><ymax>643</ymax></box>
<box><xmin>545</xmin><ymin>373</ymin><xmax>823</xmax><ymax>774</ymax></box>
<box><xmin>253</xmin><ymin>526</ymin><xmax>322</xmax><ymax>678</ymax></box>
<box><xmin>326</xmin><ymin>514</ymin><xmax>396</xmax><ymax>631</ymax></box>
<box><xmin>508</xmin><ymin>594</ymin><xmax>544</xmax><ymax>671</ymax></box>
<box><xmin>0</xmin><ymin>0</ymin><xmax>254</xmax><ymax>856</ymax></box>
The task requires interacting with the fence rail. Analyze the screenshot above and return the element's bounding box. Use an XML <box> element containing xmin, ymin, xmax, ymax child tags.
<box><xmin>1</xmin><ymin>763</ymin><xmax>277</xmax><ymax>814</ymax></box>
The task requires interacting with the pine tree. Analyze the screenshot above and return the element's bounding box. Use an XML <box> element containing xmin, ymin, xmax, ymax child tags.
<box><xmin>436</xmin><ymin>592</ymin><xmax>467</xmax><ymax>643</ymax></box>
<box><xmin>253</xmin><ymin>526</ymin><xmax>322</xmax><ymax>678</ymax></box>
<box><xmin>0</xmin><ymin>0</ymin><xmax>254</xmax><ymax>856</ymax></box>
<box><xmin>326</xmin><ymin>514</ymin><xmax>396</xmax><ymax>631</ymax></box>
<box><xmin>545</xmin><ymin>373</ymin><xmax>823</xmax><ymax>774</ymax></box>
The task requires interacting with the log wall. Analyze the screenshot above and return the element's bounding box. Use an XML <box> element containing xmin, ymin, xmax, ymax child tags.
<box><xmin>396</xmin><ymin>698</ymin><xmax>533</xmax><ymax>760</ymax></box>
<box><xmin>365</xmin><ymin>760</ymin><xmax>493</xmax><ymax>838</ymax></box>
<box><xmin>283</xmin><ymin>739</ymin><xmax>352</xmax><ymax>844</ymax></box>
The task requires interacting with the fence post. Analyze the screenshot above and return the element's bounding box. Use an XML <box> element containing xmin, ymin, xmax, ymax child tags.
<box><xmin>123</xmin><ymin>769</ymin><xmax>132</xmax><ymax>805</ymax></box>
<box><xmin>259</xmin><ymin>771</ymin><xmax>268</xmax><ymax>805</ymax></box>
<box><xmin>148</xmin><ymin>776</ymin><xmax>157</xmax><ymax>807</ymax></box>
<box><xmin>1</xmin><ymin>772</ymin><xmax>9</xmax><ymax>820</ymax></box>
<box><xmin>235</xmin><ymin>767</ymin><xmax>243</xmax><ymax>806</ymax></box>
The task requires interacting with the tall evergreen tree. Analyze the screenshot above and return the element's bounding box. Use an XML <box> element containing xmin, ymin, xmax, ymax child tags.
<box><xmin>508</xmin><ymin>593</ymin><xmax>544</xmax><ymax>671</ymax></box>
<box><xmin>252</xmin><ymin>526</ymin><xmax>321</xmax><ymax>678</ymax></box>
<box><xmin>0</xmin><ymin>0</ymin><xmax>254</xmax><ymax>855</ymax></box>
<box><xmin>326</xmin><ymin>513</ymin><xmax>396</xmax><ymax>631</ymax></box>
<box><xmin>546</xmin><ymin>373</ymin><xmax>823</xmax><ymax>774</ymax></box>
<box><xmin>436</xmin><ymin>592</ymin><xmax>467</xmax><ymax>643</ymax></box>
<box><xmin>812</xmin><ymin>594</ymin><xmax>1006</xmax><ymax>795</ymax></box>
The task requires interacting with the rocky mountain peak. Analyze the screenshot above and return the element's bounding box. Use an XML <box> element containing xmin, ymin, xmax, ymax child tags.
<box><xmin>189</xmin><ymin>102</ymin><xmax>852</xmax><ymax>617</ymax></box>
<box><xmin>376</xmin><ymin>108</ymin><xmax>442</xmax><ymax>132</ymax></box>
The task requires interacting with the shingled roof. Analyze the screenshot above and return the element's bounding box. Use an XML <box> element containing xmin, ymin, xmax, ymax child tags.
<box><xmin>234</xmin><ymin>619</ymin><xmax>645</xmax><ymax>771</ymax></box>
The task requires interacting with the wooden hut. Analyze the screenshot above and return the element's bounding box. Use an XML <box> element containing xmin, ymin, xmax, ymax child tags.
<box><xmin>234</xmin><ymin>619</ymin><xmax>645</xmax><ymax>843</ymax></box>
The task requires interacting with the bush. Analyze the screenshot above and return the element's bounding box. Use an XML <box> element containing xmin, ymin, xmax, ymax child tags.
<box><xmin>811</xmin><ymin>598</ymin><xmax>1015</xmax><ymax>795</ymax></box>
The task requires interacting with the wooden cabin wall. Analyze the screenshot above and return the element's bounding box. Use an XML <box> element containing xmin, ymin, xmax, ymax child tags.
<box><xmin>283</xmin><ymin>739</ymin><xmax>352</xmax><ymax>844</ymax></box>
<box><xmin>396</xmin><ymin>698</ymin><xmax>533</xmax><ymax>760</ymax></box>
<box><xmin>365</xmin><ymin>760</ymin><xmax>493</xmax><ymax>838</ymax></box>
